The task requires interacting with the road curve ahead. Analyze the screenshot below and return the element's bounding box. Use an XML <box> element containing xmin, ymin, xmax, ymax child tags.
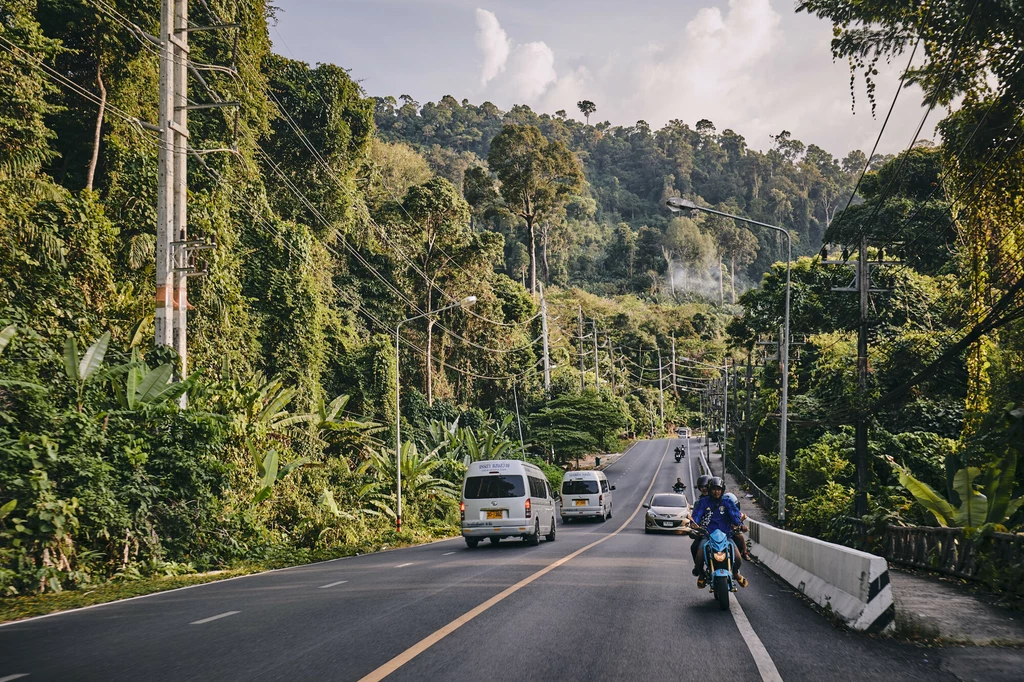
<box><xmin>0</xmin><ymin>439</ymin><xmax>984</xmax><ymax>681</ymax></box>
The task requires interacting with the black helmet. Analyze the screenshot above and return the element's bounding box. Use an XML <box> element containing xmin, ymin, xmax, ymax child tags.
<box><xmin>696</xmin><ymin>474</ymin><xmax>711</xmax><ymax>489</ymax></box>
<box><xmin>708</xmin><ymin>476</ymin><xmax>725</xmax><ymax>490</ymax></box>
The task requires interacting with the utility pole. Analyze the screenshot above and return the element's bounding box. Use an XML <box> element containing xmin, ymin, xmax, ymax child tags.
<box><xmin>722</xmin><ymin>363</ymin><xmax>729</xmax><ymax>475</ymax></box>
<box><xmin>744</xmin><ymin>354</ymin><xmax>753</xmax><ymax>473</ymax></box>
<box><xmin>171</xmin><ymin>0</ymin><xmax>188</xmax><ymax>386</ymax></box>
<box><xmin>824</xmin><ymin>240</ymin><xmax>894</xmax><ymax>517</ymax></box>
<box><xmin>608</xmin><ymin>343</ymin><xmax>616</xmax><ymax>394</ymax></box>
<box><xmin>592</xmin><ymin>322</ymin><xmax>599</xmax><ymax>389</ymax></box>
<box><xmin>671</xmin><ymin>335</ymin><xmax>677</xmax><ymax>398</ymax></box>
<box><xmin>657</xmin><ymin>349</ymin><xmax>665</xmax><ymax>425</ymax></box>
<box><xmin>578</xmin><ymin>305</ymin><xmax>585</xmax><ymax>391</ymax></box>
<box><xmin>856</xmin><ymin>236</ymin><xmax>870</xmax><ymax>516</ymax></box>
<box><xmin>540</xmin><ymin>284</ymin><xmax>551</xmax><ymax>394</ymax></box>
<box><xmin>155</xmin><ymin>0</ymin><xmax>176</xmax><ymax>350</ymax></box>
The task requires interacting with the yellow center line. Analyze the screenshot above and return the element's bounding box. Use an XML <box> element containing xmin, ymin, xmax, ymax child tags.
<box><xmin>358</xmin><ymin>440</ymin><xmax>671</xmax><ymax>682</ymax></box>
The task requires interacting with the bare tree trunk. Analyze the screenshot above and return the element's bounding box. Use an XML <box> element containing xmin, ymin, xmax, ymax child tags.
<box><xmin>718</xmin><ymin>254</ymin><xmax>724</xmax><ymax>306</ymax></box>
<box><xmin>425</xmin><ymin>287</ymin><xmax>434</xmax><ymax>405</ymax></box>
<box><xmin>542</xmin><ymin>223</ymin><xmax>551</xmax><ymax>285</ymax></box>
<box><xmin>527</xmin><ymin>218</ymin><xmax>537</xmax><ymax>294</ymax></box>
<box><xmin>86</xmin><ymin>60</ymin><xmax>106</xmax><ymax>192</ymax></box>
<box><xmin>730</xmin><ymin>254</ymin><xmax>737</xmax><ymax>304</ymax></box>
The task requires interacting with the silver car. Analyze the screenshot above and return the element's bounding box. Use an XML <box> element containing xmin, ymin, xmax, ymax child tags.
<box><xmin>643</xmin><ymin>493</ymin><xmax>690</xmax><ymax>534</ymax></box>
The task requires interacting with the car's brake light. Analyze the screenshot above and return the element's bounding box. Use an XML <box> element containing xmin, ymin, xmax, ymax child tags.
<box><xmin>460</xmin><ymin>501</ymin><xmax>465</xmax><ymax>521</ymax></box>
<box><xmin>599</xmin><ymin>494</ymin><xmax>604</xmax><ymax>504</ymax></box>
<box><xmin>525</xmin><ymin>497</ymin><xmax>532</xmax><ymax>518</ymax></box>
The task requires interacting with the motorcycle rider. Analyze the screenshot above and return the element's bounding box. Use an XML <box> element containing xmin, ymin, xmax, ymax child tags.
<box><xmin>672</xmin><ymin>477</ymin><xmax>687</xmax><ymax>493</ymax></box>
<box><xmin>688</xmin><ymin>474</ymin><xmax>712</xmax><ymax>566</ymax></box>
<box><xmin>690</xmin><ymin>477</ymin><xmax>747</xmax><ymax>588</ymax></box>
<box><xmin>724</xmin><ymin>492</ymin><xmax>751</xmax><ymax>561</ymax></box>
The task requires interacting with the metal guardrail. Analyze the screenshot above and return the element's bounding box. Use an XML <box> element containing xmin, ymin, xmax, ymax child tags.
<box><xmin>845</xmin><ymin>519</ymin><xmax>1024</xmax><ymax>590</ymax></box>
<box><xmin>726</xmin><ymin>459</ymin><xmax>778</xmax><ymax>524</ymax></box>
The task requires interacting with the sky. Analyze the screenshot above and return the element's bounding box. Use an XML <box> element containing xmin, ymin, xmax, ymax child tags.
<box><xmin>269</xmin><ymin>0</ymin><xmax>939</xmax><ymax>158</ymax></box>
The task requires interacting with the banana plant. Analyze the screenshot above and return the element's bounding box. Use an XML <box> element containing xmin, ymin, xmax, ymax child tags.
<box><xmin>0</xmin><ymin>325</ymin><xmax>46</xmax><ymax>396</ymax></box>
<box><xmin>63</xmin><ymin>331</ymin><xmax>110</xmax><ymax>410</ymax></box>
<box><xmin>110</xmin><ymin>348</ymin><xmax>198</xmax><ymax>410</ymax></box>
<box><xmin>251</xmin><ymin>444</ymin><xmax>312</xmax><ymax>504</ymax></box>
<box><xmin>893</xmin><ymin>454</ymin><xmax>1024</xmax><ymax>529</ymax></box>
<box><xmin>0</xmin><ymin>324</ymin><xmax>16</xmax><ymax>355</ymax></box>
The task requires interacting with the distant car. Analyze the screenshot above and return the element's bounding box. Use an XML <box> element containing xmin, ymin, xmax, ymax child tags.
<box><xmin>677</xmin><ymin>427</ymin><xmax>690</xmax><ymax>438</ymax></box>
<box><xmin>560</xmin><ymin>470</ymin><xmax>614</xmax><ymax>522</ymax></box>
<box><xmin>643</xmin><ymin>493</ymin><xmax>690</xmax><ymax>534</ymax></box>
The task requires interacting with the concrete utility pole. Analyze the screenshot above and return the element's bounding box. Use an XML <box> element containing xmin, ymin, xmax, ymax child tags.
<box><xmin>744</xmin><ymin>354</ymin><xmax>753</xmax><ymax>473</ymax></box>
<box><xmin>824</xmin><ymin>239</ymin><xmax>893</xmax><ymax>517</ymax></box>
<box><xmin>578</xmin><ymin>305</ymin><xmax>585</xmax><ymax>391</ymax></box>
<box><xmin>657</xmin><ymin>349</ymin><xmax>665</xmax><ymax>424</ymax></box>
<box><xmin>722</xmin><ymin>365</ymin><xmax>729</xmax><ymax>475</ymax></box>
<box><xmin>608</xmin><ymin>344</ymin><xmax>616</xmax><ymax>394</ymax></box>
<box><xmin>671</xmin><ymin>335</ymin><xmax>677</xmax><ymax>398</ymax></box>
<box><xmin>856</xmin><ymin>236</ymin><xmax>870</xmax><ymax>516</ymax></box>
<box><xmin>155</xmin><ymin>0</ymin><xmax>176</xmax><ymax>350</ymax></box>
<box><xmin>540</xmin><ymin>284</ymin><xmax>551</xmax><ymax>393</ymax></box>
<box><xmin>591</xmin><ymin>322</ymin><xmax>599</xmax><ymax>389</ymax></box>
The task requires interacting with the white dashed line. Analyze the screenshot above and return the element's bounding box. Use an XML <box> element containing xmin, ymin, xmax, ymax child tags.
<box><xmin>442</xmin><ymin>552</ymin><xmax>456</xmax><ymax>556</ymax></box>
<box><xmin>319</xmin><ymin>580</ymin><xmax>348</xmax><ymax>589</ymax></box>
<box><xmin>395</xmin><ymin>563</ymin><xmax>413</xmax><ymax>568</ymax></box>
<box><xmin>189</xmin><ymin>611</ymin><xmax>240</xmax><ymax>625</ymax></box>
<box><xmin>0</xmin><ymin>675</ymin><xmax>30</xmax><ymax>681</ymax></box>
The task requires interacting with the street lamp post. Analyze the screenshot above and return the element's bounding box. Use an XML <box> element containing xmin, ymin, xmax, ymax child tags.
<box><xmin>395</xmin><ymin>295</ymin><xmax>477</xmax><ymax>533</ymax></box>
<box><xmin>669</xmin><ymin>197</ymin><xmax>792</xmax><ymax>523</ymax></box>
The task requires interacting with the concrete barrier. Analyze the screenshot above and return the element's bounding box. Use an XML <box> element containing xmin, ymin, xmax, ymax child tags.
<box><xmin>748</xmin><ymin>519</ymin><xmax>894</xmax><ymax>633</ymax></box>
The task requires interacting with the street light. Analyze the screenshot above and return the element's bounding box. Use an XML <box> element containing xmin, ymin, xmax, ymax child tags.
<box><xmin>395</xmin><ymin>295</ymin><xmax>477</xmax><ymax>532</ymax></box>
<box><xmin>668</xmin><ymin>196</ymin><xmax>792</xmax><ymax>523</ymax></box>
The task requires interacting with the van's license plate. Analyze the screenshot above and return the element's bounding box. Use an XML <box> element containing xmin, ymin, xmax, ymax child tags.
<box><xmin>574</xmin><ymin>500</ymin><xmax>587</xmax><ymax>507</ymax></box>
<box><xmin>486</xmin><ymin>511</ymin><xmax>502</xmax><ymax>519</ymax></box>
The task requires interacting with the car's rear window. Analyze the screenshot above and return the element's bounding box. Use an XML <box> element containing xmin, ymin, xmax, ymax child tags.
<box><xmin>562</xmin><ymin>480</ymin><xmax>600</xmax><ymax>495</ymax></box>
<box><xmin>464</xmin><ymin>475</ymin><xmax>526</xmax><ymax>499</ymax></box>
<box><xmin>651</xmin><ymin>494</ymin><xmax>687</xmax><ymax>507</ymax></box>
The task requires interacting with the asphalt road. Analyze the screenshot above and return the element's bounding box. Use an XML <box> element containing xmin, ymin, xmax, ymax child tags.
<box><xmin>0</xmin><ymin>438</ymin><xmax>1018</xmax><ymax>681</ymax></box>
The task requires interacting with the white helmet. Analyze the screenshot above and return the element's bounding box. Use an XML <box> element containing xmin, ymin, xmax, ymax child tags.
<box><xmin>723</xmin><ymin>492</ymin><xmax>738</xmax><ymax>505</ymax></box>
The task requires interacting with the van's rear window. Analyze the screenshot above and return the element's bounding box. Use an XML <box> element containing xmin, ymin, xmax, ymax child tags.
<box><xmin>562</xmin><ymin>480</ymin><xmax>599</xmax><ymax>495</ymax></box>
<box><xmin>464</xmin><ymin>475</ymin><xmax>526</xmax><ymax>499</ymax></box>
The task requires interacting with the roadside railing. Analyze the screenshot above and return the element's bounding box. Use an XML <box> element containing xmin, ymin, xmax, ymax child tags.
<box><xmin>726</xmin><ymin>459</ymin><xmax>779</xmax><ymax>524</ymax></box>
<box><xmin>845</xmin><ymin>519</ymin><xmax>1024</xmax><ymax>591</ymax></box>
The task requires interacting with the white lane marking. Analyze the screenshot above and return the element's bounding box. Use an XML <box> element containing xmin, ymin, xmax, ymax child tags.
<box><xmin>319</xmin><ymin>580</ymin><xmax>348</xmax><ymax>589</ymax></box>
<box><xmin>358</xmin><ymin>441</ymin><xmax>671</xmax><ymax>682</ymax></box>
<box><xmin>442</xmin><ymin>552</ymin><xmax>455</xmax><ymax>556</ymax></box>
<box><xmin>0</xmin><ymin>675</ymin><xmax>30</xmax><ymax>681</ymax></box>
<box><xmin>730</xmin><ymin>598</ymin><xmax>783</xmax><ymax>682</ymax></box>
<box><xmin>394</xmin><ymin>563</ymin><xmax>413</xmax><ymax>568</ymax></box>
<box><xmin>189</xmin><ymin>611</ymin><xmax>240</xmax><ymax>625</ymax></box>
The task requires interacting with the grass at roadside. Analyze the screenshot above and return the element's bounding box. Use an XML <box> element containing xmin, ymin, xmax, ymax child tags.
<box><xmin>0</xmin><ymin>529</ymin><xmax>458</xmax><ymax>625</ymax></box>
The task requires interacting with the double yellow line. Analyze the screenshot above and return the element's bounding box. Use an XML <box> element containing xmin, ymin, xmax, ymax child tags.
<box><xmin>359</xmin><ymin>440</ymin><xmax>671</xmax><ymax>681</ymax></box>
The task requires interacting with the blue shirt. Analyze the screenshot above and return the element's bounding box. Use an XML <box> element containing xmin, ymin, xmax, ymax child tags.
<box><xmin>692</xmin><ymin>495</ymin><xmax>742</xmax><ymax>534</ymax></box>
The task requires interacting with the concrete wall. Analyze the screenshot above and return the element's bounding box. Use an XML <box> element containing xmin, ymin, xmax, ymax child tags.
<box><xmin>748</xmin><ymin>520</ymin><xmax>894</xmax><ymax>633</ymax></box>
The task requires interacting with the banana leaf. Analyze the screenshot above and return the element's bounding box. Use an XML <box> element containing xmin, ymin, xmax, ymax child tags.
<box><xmin>898</xmin><ymin>469</ymin><xmax>956</xmax><ymax>526</ymax></box>
<box><xmin>63</xmin><ymin>336</ymin><xmax>80</xmax><ymax>383</ymax></box>
<box><xmin>953</xmin><ymin>467</ymin><xmax>985</xmax><ymax>527</ymax></box>
<box><xmin>78</xmin><ymin>332</ymin><xmax>110</xmax><ymax>382</ymax></box>
<box><xmin>135</xmin><ymin>363</ymin><xmax>173</xmax><ymax>404</ymax></box>
<box><xmin>0</xmin><ymin>325</ymin><xmax>16</xmax><ymax>355</ymax></box>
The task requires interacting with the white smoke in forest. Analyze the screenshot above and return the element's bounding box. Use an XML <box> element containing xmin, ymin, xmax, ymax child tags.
<box><xmin>667</xmin><ymin>256</ymin><xmax>751</xmax><ymax>304</ymax></box>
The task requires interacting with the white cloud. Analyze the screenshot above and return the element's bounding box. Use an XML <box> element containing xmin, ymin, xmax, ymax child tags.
<box><xmin>475</xmin><ymin>8</ymin><xmax>510</xmax><ymax>86</ymax></box>
<box><xmin>474</xmin><ymin>9</ymin><xmax>557</xmax><ymax>101</ymax></box>
<box><xmin>507</xmin><ymin>42</ymin><xmax>557</xmax><ymax>99</ymax></box>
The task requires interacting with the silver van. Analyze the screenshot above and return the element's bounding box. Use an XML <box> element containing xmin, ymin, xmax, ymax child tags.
<box><xmin>461</xmin><ymin>460</ymin><xmax>557</xmax><ymax>548</ymax></box>
<box><xmin>560</xmin><ymin>470</ymin><xmax>614</xmax><ymax>522</ymax></box>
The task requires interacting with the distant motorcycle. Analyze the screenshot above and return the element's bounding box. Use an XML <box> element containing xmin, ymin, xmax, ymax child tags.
<box><xmin>672</xmin><ymin>482</ymin><xmax>687</xmax><ymax>494</ymax></box>
<box><xmin>674</xmin><ymin>446</ymin><xmax>684</xmax><ymax>462</ymax></box>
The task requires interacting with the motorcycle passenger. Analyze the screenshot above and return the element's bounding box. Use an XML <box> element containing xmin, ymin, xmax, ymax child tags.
<box><xmin>690</xmin><ymin>477</ymin><xmax>747</xmax><ymax>588</ymax></box>
<box><xmin>672</xmin><ymin>477</ymin><xmax>687</xmax><ymax>493</ymax></box>
<box><xmin>688</xmin><ymin>474</ymin><xmax>713</xmax><ymax>566</ymax></box>
<box><xmin>724</xmin><ymin>492</ymin><xmax>751</xmax><ymax>561</ymax></box>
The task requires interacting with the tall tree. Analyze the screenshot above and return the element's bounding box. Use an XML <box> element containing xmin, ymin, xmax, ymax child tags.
<box><xmin>577</xmin><ymin>100</ymin><xmax>596</xmax><ymax>125</ymax></box>
<box><xmin>487</xmin><ymin>124</ymin><xmax>584</xmax><ymax>293</ymax></box>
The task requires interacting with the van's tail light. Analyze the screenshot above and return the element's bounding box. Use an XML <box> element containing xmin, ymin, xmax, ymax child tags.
<box><xmin>599</xmin><ymin>494</ymin><xmax>604</xmax><ymax>505</ymax></box>
<box><xmin>460</xmin><ymin>501</ymin><xmax>465</xmax><ymax>521</ymax></box>
<box><xmin>525</xmin><ymin>498</ymin><xmax>532</xmax><ymax>519</ymax></box>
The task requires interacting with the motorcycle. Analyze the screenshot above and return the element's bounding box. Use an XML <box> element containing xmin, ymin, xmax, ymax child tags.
<box><xmin>691</xmin><ymin>527</ymin><xmax>741</xmax><ymax>610</ymax></box>
<box><xmin>672</xmin><ymin>483</ymin><xmax>687</xmax><ymax>494</ymax></box>
<box><xmin>674</xmin><ymin>446</ymin><xmax>684</xmax><ymax>462</ymax></box>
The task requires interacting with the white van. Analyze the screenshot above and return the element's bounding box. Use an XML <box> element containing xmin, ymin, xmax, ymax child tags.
<box><xmin>560</xmin><ymin>470</ymin><xmax>615</xmax><ymax>522</ymax></box>
<box><xmin>461</xmin><ymin>460</ymin><xmax>557</xmax><ymax>548</ymax></box>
